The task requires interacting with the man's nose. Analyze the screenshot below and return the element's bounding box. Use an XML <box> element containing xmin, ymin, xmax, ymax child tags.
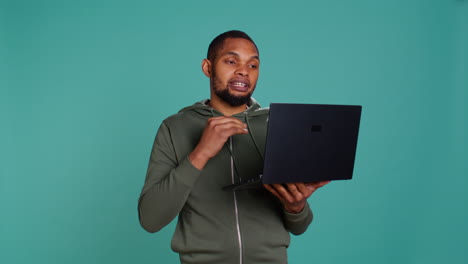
<box><xmin>235</xmin><ymin>64</ymin><xmax>249</xmax><ymax>76</ymax></box>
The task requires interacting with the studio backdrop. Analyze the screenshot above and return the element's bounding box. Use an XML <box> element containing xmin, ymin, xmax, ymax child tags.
<box><xmin>1</xmin><ymin>0</ymin><xmax>467</xmax><ymax>263</ymax></box>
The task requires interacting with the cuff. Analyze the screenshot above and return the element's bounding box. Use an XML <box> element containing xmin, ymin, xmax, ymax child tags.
<box><xmin>283</xmin><ymin>202</ymin><xmax>313</xmax><ymax>223</ymax></box>
<box><xmin>175</xmin><ymin>156</ymin><xmax>203</xmax><ymax>188</ymax></box>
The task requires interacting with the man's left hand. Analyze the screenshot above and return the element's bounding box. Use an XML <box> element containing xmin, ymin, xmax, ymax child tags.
<box><xmin>264</xmin><ymin>181</ymin><xmax>330</xmax><ymax>214</ymax></box>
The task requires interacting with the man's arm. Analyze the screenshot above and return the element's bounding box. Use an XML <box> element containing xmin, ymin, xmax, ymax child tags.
<box><xmin>188</xmin><ymin>116</ymin><xmax>248</xmax><ymax>170</ymax></box>
<box><xmin>138</xmin><ymin>122</ymin><xmax>202</xmax><ymax>233</ymax></box>
<box><xmin>264</xmin><ymin>181</ymin><xmax>330</xmax><ymax>235</ymax></box>
<box><xmin>138</xmin><ymin>117</ymin><xmax>248</xmax><ymax>233</ymax></box>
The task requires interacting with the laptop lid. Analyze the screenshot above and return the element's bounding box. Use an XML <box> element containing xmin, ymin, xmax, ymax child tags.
<box><xmin>262</xmin><ymin>103</ymin><xmax>362</xmax><ymax>184</ymax></box>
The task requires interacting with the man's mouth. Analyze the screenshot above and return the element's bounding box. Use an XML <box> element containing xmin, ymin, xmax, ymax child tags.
<box><xmin>229</xmin><ymin>80</ymin><xmax>250</xmax><ymax>92</ymax></box>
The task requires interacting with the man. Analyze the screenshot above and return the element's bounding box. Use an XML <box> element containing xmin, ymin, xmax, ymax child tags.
<box><xmin>138</xmin><ymin>30</ymin><xmax>329</xmax><ymax>264</ymax></box>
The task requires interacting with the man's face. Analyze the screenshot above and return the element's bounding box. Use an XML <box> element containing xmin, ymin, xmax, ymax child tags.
<box><xmin>205</xmin><ymin>38</ymin><xmax>260</xmax><ymax>107</ymax></box>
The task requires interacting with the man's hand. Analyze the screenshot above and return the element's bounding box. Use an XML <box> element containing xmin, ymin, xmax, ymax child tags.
<box><xmin>189</xmin><ymin>116</ymin><xmax>248</xmax><ymax>170</ymax></box>
<box><xmin>264</xmin><ymin>181</ymin><xmax>330</xmax><ymax>214</ymax></box>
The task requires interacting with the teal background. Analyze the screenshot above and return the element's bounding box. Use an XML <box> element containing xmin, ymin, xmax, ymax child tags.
<box><xmin>2</xmin><ymin>0</ymin><xmax>467</xmax><ymax>263</ymax></box>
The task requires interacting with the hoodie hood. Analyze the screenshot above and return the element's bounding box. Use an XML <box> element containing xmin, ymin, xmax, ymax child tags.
<box><xmin>178</xmin><ymin>97</ymin><xmax>268</xmax><ymax>117</ymax></box>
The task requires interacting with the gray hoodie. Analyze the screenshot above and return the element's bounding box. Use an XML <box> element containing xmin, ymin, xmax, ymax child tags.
<box><xmin>138</xmin><ymin>99</ymin><xmax>313</xmax><ymax>264</ymax></box>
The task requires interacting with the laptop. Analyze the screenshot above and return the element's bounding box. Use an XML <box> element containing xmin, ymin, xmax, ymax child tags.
<box><xmin>223</xmin><ymin>103</ymin><xmax>362</xmax><ymax>191</ymax></box>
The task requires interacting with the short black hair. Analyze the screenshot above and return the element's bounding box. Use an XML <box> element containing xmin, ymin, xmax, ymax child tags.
<box><xmin>207</xmin><ymin>30</ymin><xmax>259</xmax><ymax>62</ymax></box>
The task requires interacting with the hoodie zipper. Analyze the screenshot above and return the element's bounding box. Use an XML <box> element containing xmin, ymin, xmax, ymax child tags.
<box><xmin>230</xmin><ymin>137</ymin><xmax>243</xmax><ymax>264</ymax></box>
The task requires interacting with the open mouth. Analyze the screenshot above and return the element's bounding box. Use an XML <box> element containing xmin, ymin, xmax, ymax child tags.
<box><xmin>229</xmin><ymin>80</ymin><xmax>250</xmax><ymax>92</ymax></box>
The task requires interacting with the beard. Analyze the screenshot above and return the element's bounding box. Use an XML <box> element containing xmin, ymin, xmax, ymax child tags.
<box><xmin>213</xmin><ymin>87</ymin><xmax>253</xmax><ymax>107</ymax></box>
<box><xmin>210</xmin><ymin>69</ymin><xmax>255</xmax><ymax>107</ymax></box>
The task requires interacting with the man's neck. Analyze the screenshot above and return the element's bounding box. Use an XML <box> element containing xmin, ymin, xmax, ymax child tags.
<box><xmin>207</xmin><ymin>99</ymin><xmax>248</xmax><ymax>116</ymax></box>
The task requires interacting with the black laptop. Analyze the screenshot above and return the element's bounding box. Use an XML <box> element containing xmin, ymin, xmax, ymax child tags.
<box><xmin>223</xmin><ymin>103</ymin><xmax>362</xmax><ymax>191</ymax></box>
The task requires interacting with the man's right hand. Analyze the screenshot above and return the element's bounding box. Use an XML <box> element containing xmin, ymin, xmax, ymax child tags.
<box><xmin>189</xmin><ymin>116</ymin><xmax>248</xmax><ymax>170</ymax></box>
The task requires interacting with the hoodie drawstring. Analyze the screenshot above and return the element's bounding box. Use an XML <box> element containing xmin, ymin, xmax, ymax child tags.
<box><xmin>245</xmin><ymin>113</ymin><xmax>265</xmax><ymax>163</ymax></box>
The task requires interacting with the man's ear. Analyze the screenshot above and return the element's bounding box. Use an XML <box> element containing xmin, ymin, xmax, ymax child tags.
<box><xmin>201</xmin><ymin>59</ymin><xmax>212</xmax><ymax>78</ymax></box>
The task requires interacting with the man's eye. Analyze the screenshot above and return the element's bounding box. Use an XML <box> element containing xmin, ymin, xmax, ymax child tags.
<box><xmin>226</xmin><ymin>60</ymin><xmax>235</xmax><ymax>64</ymax></box>
<box><xmin>249</xmin><ymin>64</ymin><xmax>258</xmax><ymax>69</ymax></box>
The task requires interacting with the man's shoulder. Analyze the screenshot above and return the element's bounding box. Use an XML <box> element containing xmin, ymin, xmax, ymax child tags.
<box><xmin>161</xmin><ymin>102</ymin><xmax>210</xmax><ymax>128</ymax></box>
<box><xmin>162</xmin><ymin>111</ymin><xmax>197</xmax><ymax>126</ymax></box>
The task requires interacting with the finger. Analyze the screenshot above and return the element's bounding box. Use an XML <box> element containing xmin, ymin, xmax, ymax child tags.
<box><xmin>208</xmin><ymin>116</ymin><xmax>247</xmax><ymax>127</ymax></box>
<box><xmin>295</xmin><ymin>183</ymin><xmax>312</xmax><ymax>195</ymax></box>
<box><xmin>272</xmin><ymin>183</ymin><xmax>295</xmax><ymax>203</ymax></box>
<box><xmin>212</xmin><ymin>123</ymin><xmax>248</xmax><ymax>138</ymax></box>
<box><xmin>226</xmin><ymin>126</ymin><xmax>249</xmax><ymax>136</ymax></box>
<box><xmin>211</xmin><ymin>121</ymin><xmax>247</xmax><ymax>132</ymax></box>
<box><xmin>305</xmin><ymin>181</ymin><xmax>330</xmax><ymax>191</ymax></box>
<box><xmin>286</xmin><ymin>183</ymin><xmax>306</xmax><ymax>201</ymax></box>
<box><xmin>213</xmin><ymin>122</ymin><xmax>247</xmax><ymax>129</ymax></box>
<box><xmin>264</xmin><ymin>184</ymin><xmax>282</xmax><ymax>199</ymax></box>
<box><xmin>286</xmin><ymin>183</ymin><xmax>300</xmax><ymax>195</ymax></box>
<box><xmin>313</xmin><ymin>181</ymin><xmax>331</xmax><ymax>188</ymax></box>
<box><xmin>206</xmin><ymin>116</ymin><xmax>237</xmax><ymax>126</ymax></box>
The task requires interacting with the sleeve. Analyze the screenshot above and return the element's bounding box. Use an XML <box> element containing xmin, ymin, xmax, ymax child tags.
<box><xmin>282</xmin><ymin>202</ymin><xmax>313</xmax><ymax>235</ymax></box>
<box><xmin>138</xmin><ymin>122</ymin><xmax>202</xmax><ymax>233</ymax></box>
